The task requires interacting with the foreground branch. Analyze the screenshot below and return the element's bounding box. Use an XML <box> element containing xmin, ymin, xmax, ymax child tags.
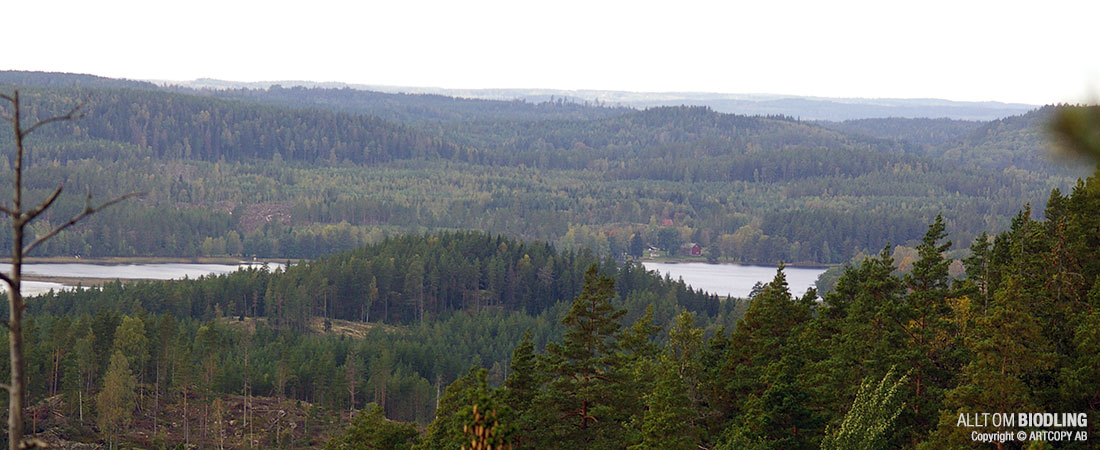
<box><xmin>22</xmin><ymin>192</ymin><xmax>143</xmax><ymax>256</ymax></box>
<box><xmin>20</xmin><ymin>102</ymin><xmax>84</xmax><ymax>137</ymax></box>
<box><xmin>22</xmin><ymin>185</ymin><xmax>63</xmax><ymax>223</ymax></box>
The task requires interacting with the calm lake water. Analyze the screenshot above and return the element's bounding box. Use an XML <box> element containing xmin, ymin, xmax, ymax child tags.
<box><xmin>1</xmin><ymin>262</ymin><xmax>284</xmax><ymax>296</ymax></box>
<box><xmin>641</xmin><ymin>262</ymin><xmax>825</xmax><ymax>299</ymax></box>
<box><xmin>8</xmin><ymin>261</ymin><xmax>823</xmax><ymax>299</ymax></box>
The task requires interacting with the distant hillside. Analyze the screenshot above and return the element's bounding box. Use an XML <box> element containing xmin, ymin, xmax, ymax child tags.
<box><xmin>181</xmin><ymin>84</ymin><xmax>630</xmax><ymax>124</ymax></box>
<box><xmin>0</xmin><ymin>71</ymin><xmax>1074</xmax><ymax>264</ymax></box>
<box><xmin>821</xmin><ymin>108</ymin><xmax>1089</xmax><ymax>177</ymax></box>
<box><xmin>445</xmin><ymin>105</ymin><xmax>923</xmax><ymax>183</ymax></box>
<box><xmin>816</xmin><ymin>117</ymin><xmax>984</xmax><ymax>149</ymax></box>
<box><xmin>0</xmin><ymin>86</ymin><xmax>462</xmax><ymax>165</ymax></box>
<box><xmin>172</xmin><ymin>78</ymin><xmax>1037</xmax><ymax>121</ymax></box>
<box><xmin>0</xmin><ymin>70</ymin><xmax>157</xmax><ymax>90</ymax></box>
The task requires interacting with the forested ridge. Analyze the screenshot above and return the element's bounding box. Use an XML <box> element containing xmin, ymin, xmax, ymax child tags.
<box><xmin>201</xmin><ymin>84</ymin><xmax>632</xmax><ymax>124</ymax></box>
<box><xmin>0</xmin><ymin>71</ymin><xmax>1077</xmax><ymax>264</ymax></box>
<box><xmin>8</xmin><ymin>170</ymin><xmax>1100</xmax><ymax>448</ymax></box>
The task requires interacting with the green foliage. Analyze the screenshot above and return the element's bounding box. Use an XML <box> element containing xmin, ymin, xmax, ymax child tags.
<box><xmin>324</xmin><ymin>403</ymin><xmax>419</xmax><ymax>450</ymax></box>
<box><xmin>499</xmin><ymin>332</ymin><xmax>541</xmax><ymax>448</ymax></box>
<box><xmin>1050</xmin><ymin>105</ymin><xmax>1100</xmax><ymax>164</ymax></box>
<box><xmin>11</xmin><ymin>183</ymin><xmax>1100</xmax><ymax>449</ymax></box>
<box><xmin>821</xmin><ymin>368</ymin><xmax>909</xmax><ymax>450</ymax></box>
<box><xmin>538</xmin><ymin>265</ymin><xmax>628</xmax><ymax>448</ymax></box>
<box><xmin>629</xmin><ymin>352</ymin><xmax>699</xmax><ymax>450</ymax></box>
<box><xmin>717</xmin><ymin>266</ymin><xmax>823</xmax><ymax>449</ymax></box>
<box><xmin>112</xmin><ymin>316</ymin><xmax>148</xmax><ymax>377</ymax></box>
<box><xmin>5</xmin><ymin>83</ymin><xmax>1099</xmax><ymax>450</ymax></box>
<box><xmin>97</xmin><ymin>351</ymin><xmax>136</xmax><ymax>447</ymax></box>
<box><xmin>453</xmin><ymin>371</ymin><xmax>513</xmax><ymax>450</ymax></box>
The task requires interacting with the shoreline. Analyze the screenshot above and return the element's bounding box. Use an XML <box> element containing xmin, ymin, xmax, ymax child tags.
<box><xmin>637</xmin><ymin>257</ymin><xmax>832</xmax><ymax>269</ymax></box>
<box><xmin>2</xmin><ymin>256</ymin><xmax>297</xmax><ymax>265</ymax></box>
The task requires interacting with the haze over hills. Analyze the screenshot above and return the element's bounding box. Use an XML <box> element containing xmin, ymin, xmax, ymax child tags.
<box><xmin>1</xmin><ymin>71</ymin><xmax>1038</xmax><ymax>121</ymax></box>
<box><xmin>168</xmin><ymin>77</ymin><xmax>1037</xmax><ymax>121</ymax></box>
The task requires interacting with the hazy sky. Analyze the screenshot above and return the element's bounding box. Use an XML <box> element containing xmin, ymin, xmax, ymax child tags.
<box><xmin>7</xmin><ymin>0</ymin><xmax>1098</xmax><ymax>105</ymax></box>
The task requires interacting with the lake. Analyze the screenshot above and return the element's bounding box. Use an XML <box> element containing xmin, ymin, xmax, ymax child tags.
<box><xmin>641</xmin><ymin>262</ymin><xmax>825</xmax><ymax>299</ymax></box>
<box><xmin>7</xmin><ymin>261</ymin><xmax>823</xmax><ymax>299</ymax></box>
<box><xmin>0</xmin><ymin>262</ymin><xmax>285</xmax><ymax>296</ymax></box>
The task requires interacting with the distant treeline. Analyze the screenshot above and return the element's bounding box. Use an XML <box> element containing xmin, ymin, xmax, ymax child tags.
<box><xmin>0</xmin><ymin>74</ymin><xmax>1076</xmax><ymax>264</ymax></box>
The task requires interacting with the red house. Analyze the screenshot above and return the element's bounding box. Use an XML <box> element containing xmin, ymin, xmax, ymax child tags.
<box><xmin>681</xmin><ymin>243</ymin><xmax>702</xmax><ymax>257</ymax></box>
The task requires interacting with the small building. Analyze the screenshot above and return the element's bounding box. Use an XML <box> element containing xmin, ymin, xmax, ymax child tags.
<box><xmin>681</xmin><ymin>243</ymin><xmax>702</xmax><ymax>257</ymax></box>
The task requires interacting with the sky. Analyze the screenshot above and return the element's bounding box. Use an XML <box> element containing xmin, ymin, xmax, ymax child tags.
<box><xmin>6</xmin><ymin>0</ymin><xmax>1099</xmax><ymax>105</ymax></box>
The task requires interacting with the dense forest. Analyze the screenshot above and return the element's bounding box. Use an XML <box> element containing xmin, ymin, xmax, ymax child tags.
<box><xmin>0</xmin><ymin>71</ymin><xmax>1080</xmax><ymax>264</ymax></box>
<box><xmin>6</xmin><ymin>232</ymin><xmax>740</xmax><ymax>447</ymax></box>
<box><xmin>2</xmin><ymin>71</ymin><xmax>1098</xmax><ymax>448</ymax></box>
<box><xmin>7</xmin><ymin>170</ymin><xmax>1099</xmax><ymax>448</ymax></box>
<box><xmin>352</xmin><ymin>170</ymin><xmax>1100</xmax><ymax>449</ymax></box>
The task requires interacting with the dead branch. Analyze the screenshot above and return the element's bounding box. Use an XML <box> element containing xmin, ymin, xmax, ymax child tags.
<box><xmin>22</xmin><ymin>192</ymin><xmax>144</xmax><ymax>256</ymax></box>
<box><xmin>22</xmin><ymin>185</ymin><xmax>63</xmax><ymax>223</ymax></box>
<box><xmin>20</xmin><ymin>102</ymin><xmax>85</xmax><ymax>137</ymax></box>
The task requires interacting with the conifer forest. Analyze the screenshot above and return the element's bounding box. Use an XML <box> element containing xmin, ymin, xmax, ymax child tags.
<box><xmin>0</xmin><ymin>71</ymin><xmax>1098</xmax><ymax>449</ymax></box>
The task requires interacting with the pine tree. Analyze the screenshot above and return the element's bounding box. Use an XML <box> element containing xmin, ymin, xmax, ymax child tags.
<box><xmin>722</xmin><ymin>265</ymin><xmax>812</xmax><ymax>413</ymax></box>
<box><xmin>629</xmin><ymin>233</ymin><xmax>644</xmax><ymax>258</ymax></box>
<box><xmin>455</xmin><ymin>370</ymin><xmax>513</xmax><ymax>450</ymax></box>
<box><xmin>925</xmin><ymin>275</ymin><xmax>1053</xmax><ymax>448</ymax></box>
<box><xmin>74</xmin><ymin>327</ymin><xmax>98</xmax><ymax>423</ymax></box>
<box><xmin>418</xmin><ymin>368</ymin><xmax>512</xmax><ymax>450</ymax></box>
<box><xmin>618</xmin><ymin>305</ymin><xmax>663</xmax><ymax>445</ymax></box>
<box><xmin>97</xmin><ymin>351</ymin><xmax>136</xmax><ymax>449</ymax></box>
<box><xmin>345</xmin><ymin>345</ymin><xmax>362</xmax><ymax>414</ymax></box>
<box><xmin>538</xmin><ymin>264</ymin><xmax>627</xmax><ymax>448</ymax></box>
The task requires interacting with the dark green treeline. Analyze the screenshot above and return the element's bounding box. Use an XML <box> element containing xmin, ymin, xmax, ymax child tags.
<box><xmin>6</xmin><ymin>232</ymin><xmax>737</xmax><ymax>447</ymax></box>
<box><xmin>402</xmin><ymin>171</ymin><xmax>1100</xmax><ymax>449</ymax></box>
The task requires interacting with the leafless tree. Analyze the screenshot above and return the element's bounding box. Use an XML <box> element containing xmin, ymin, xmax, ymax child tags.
<box><xmin>0</xmin><ymin>90</ymin><xmax>140</xmax><ymax>449</ymax></box>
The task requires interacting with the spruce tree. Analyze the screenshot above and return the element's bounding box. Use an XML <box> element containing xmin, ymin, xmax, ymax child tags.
<box><xmin>500</xmin><ymin>331</ymin><xmax>542</xmax><ymax>449</ymax></box>
<box><xmin>813</xmin><ymin>247</ymin><xmax>908</xmax><ymax>430</ymax></box>
<box><xmin>629</xmin><ymin>352</ymin><xmax>699</xmax><ymax>450</ymax></box>
<box><xmin>718</xmin><ymin>266</ymin><xmax>822</xmax><ymax>449</ymax></box>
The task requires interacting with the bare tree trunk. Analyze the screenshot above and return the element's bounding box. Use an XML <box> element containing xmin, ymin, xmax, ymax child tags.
<box><xmin>154</xmin><ymin>364</ymin><xmax>160</xmax><ymax>437</ymax></box>
<box><xmin>5</xmin><ymin>89</ymin><xmax>30</xmax><ymax>450</ymax></box>
<box><xmin>1</xmin><ymin>90</ymin><xmax>139</xmax><ymax>450</ymax></box>
<box><xmin>183</xmin><ymin>385</ymin><xmax>189</xmax><ymax>446</ymax></box>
